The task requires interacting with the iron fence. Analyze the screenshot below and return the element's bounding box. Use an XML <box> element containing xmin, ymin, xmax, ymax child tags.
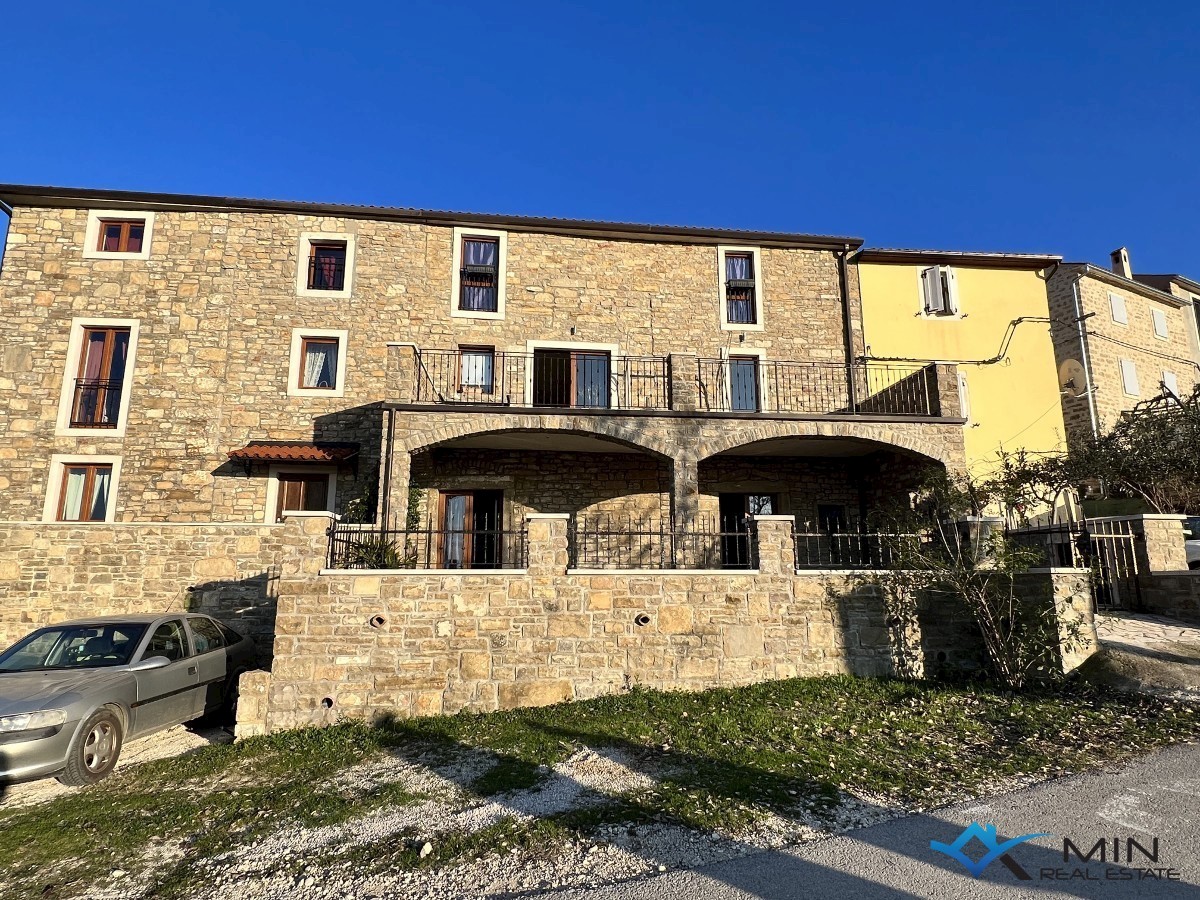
<box><xmin>568</xmin><ymin>516</ymin><xmax>758</xmax><ymax>570</ymax></box>
<box><xmin>695</xmin><ymin>359</ymin><xmax>940</xmax><ymax>416</ymax></box>
<box><xmin>70</xmin><ymin>379</ymin><xmax>123</xmax><ymax>428</ymax></box>
<box><xmin>1005</xmin><ymin>520</ymin><xmax>1142</xmax><ymax>611</ymax></box>
<box><xmin>409</xmin><ymin>349</ymin><xmax>670</xmax><ymax>409</ymax></box>
<box><xmin>327</xmin><ymin>522</ymin><xmax>528</xmax><ymax>570</ymax></box>
<box><xmin>792</xmin><ymin>527</ymin><xmax>926</xmax><ymax>569</ymax></box>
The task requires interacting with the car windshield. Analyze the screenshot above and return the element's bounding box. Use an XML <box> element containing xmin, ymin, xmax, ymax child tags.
<box><xmin>0</xmin><ymin>623</ymin><xmax>148</xmax><ymax>672</ymax></box>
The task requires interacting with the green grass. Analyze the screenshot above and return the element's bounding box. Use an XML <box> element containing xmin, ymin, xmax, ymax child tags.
<box><xmin>2</xmin><ymin>676</ymin><xmax>1198</xmax><ymax>900</ymax></box>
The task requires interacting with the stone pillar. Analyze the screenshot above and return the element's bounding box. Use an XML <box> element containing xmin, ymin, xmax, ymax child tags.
<box><xmin>668</xmin><ymin>352</ymin><xmax>699</xmax><ymax>412</ymax></box>
<box><xmin>1126</xmin><ymin>515</ymin><xmax>1188</xmax><ymax>573</ymax></box>
<box><xmin>671</xmin><ymin>455</ymin><xmax>700</xmax><ymax>528</ymax></box>
<box><xmin>935</xmin><ymin>363</ymin><xmax>961</xmax><ymax>419</ymax></box>
<box><xmin>379</xmin><ymin>445</ymin><xmax>411</xmax><ymax>529</ymax></box>
<box><xmin>753</xmin><ymin>515</ymin><xmax>796</xmax><ymax>576</ymax></box>
<box><xmin>526</xmin><ymin>513</ymin><xmax>570</xmax><ymax>576</ymax></box>
<box><xmin>388</xmin><ymin>343</ymin><xmax>419</xmax><ymax>401</ymax></box>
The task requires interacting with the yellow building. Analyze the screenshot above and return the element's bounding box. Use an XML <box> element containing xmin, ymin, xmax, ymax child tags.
<box><xmin>855</xmin><ymin>249</ymin><xmax>1067</xmax><ymax>483</ymax></box>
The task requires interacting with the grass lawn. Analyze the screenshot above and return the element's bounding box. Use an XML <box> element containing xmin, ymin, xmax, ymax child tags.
<box><xmin>2</xmin><ymin>675</ymin><xmax>1198</xmax><ymax>899</ymax></box>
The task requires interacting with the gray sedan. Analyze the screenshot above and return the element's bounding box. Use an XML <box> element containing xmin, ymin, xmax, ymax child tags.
<box><xmin>0</xmin><ymin>613</ymin><xmax>255</xmax><ymax>786</ymax></box>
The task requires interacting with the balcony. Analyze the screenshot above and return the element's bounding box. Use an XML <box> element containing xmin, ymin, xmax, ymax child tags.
<box><xmin>70</xmin><ymin>379</ymin><xmax>123</xmax><ymax>428</ymax></box>
<box><xmin>394</xmin><ymin>347</ymin><xmax>955</xmax><ymax>420</ymax></box>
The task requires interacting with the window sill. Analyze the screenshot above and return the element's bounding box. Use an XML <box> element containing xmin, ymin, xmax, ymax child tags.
<box><xmin>450</xmin><ymin>306</ymin><xmax>505</xmax><ymax>321</ymax></box>
<box><xmin>719</xmin><ymin>322</ymin><xmax>765</xmax><ymax>332</ymax></box>
<box><xmin>297</xmin><ymin>286</ymin><xmax>352</xmax><ymax>299</ymax></box>
<box><xmin>287</xmin><ymin>386</ymin><xmax>346</xmax><ymax>399</ymax></box>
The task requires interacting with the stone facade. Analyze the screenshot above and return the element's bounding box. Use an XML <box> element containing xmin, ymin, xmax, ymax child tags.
<box><xmin>1048</xmin><ymin>264</ymin><xmax>1200</xmax><ymax>447</ymax></box>
<box><xmin>238</xmin><ymin>516</ymin><xmax>1096</xmax><ymax>735</ymax></box>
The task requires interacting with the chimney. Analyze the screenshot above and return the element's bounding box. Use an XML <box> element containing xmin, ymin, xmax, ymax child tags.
<box><xmin>1110</xmin><ymin>247</ymin><xmax>1132</xmax><ymax>279</ymax></box>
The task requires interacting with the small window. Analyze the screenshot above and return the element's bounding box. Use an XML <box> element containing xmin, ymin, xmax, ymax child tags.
<box><xmin>307</xmin><ymin>242</ymin><xmax>347</xmax><ymax>291</ymax></box>
<box><xmin>71</xmin><ymin>327</ymin><xmax>130</xmax><ymax>428</ymax></box>
<box><xmin>725</xmin><ymin>253</ymin><xmax>757</xmax><ymax>325</ymax></box>
<box><xmin>1109</xmin><ymin>292</ymin><xmax>1128</xmax><ymax>325</ymax></box>
<box><xmin>146</xmin><ymin>620</ymin><xmax>188</xmax><ymax>662</ymax></box>
<box><xmin>921</xmin><ymin>266</ymin><xmax>959</xmax><ymax>315</ymax></box>
<box><xmin>1163</xmin><ymin>370</ymin><xmax>1179</xmax><ymax>396</ymax></box>
<box><xmin>459</xmin><ymin>346</ymin><xmax>495</xmax><ymax>396</ymax></box>
<box><xmin>1151</xmin><ymin>308</ymin><xmax>1169</xmax><ymax>339</ymax></box>
<box><xmin>275</xmin><ymin>472</ymin><xmax>332</xmax><ymax>521</ymax></box>
<box><xmin>298</xmin><ymin>337</ymin><xmax>340</xmax><ymax>390</ymax></box>
<box><xmin>188</xmin><ymin>617</ymin><xmax>225</xmax><ymax>654</ymax></box>
<box><xmin>57</xmin><ymin>463</ymin><xmax>114</xmax><ymax>522</ymax></box>
<box><xmin>96</xmin><ymin>219</ymin><xmax>145</xmax><ymax>254</ymax></box>
<box><xmin>459</xmin><ymin>238</ymin><xmax>500</xmax><ymax>312</ymax></box>
<box><xmin>1119</xmin><ymin>358</ymin><xmax>1140</xmax><ymax>396</ymax></box>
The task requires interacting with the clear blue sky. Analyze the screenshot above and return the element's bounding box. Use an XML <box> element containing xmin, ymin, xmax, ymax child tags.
<box><xmin>3</xmin><ymin>2</ymin><xmax>1198</xmax><ymax>272</ymax></box>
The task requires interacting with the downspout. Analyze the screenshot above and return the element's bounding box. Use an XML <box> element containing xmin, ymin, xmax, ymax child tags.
<box><xmin>380</xmin><ymin>407</ymin><xmax>395</xmax><ymax>527</ymax></box>
<box><xmin>836</xmin><ymin>246</ymin><xmax>858</xmax><ymax>411</ymax></box>
<box><xmin>1070</xmin><ymin>274</ymin><xmax>1101</xmax><ymax>440</ymax></box>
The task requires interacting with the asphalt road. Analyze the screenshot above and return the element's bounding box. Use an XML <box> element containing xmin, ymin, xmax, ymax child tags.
<box><xmin>543</xmin><ymin>742</ymin><xmax>1200</xmax><ymax>899</ymax></box>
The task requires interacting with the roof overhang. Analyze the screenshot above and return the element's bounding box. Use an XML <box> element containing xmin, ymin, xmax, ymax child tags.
<box><xmin>0</xmin><ymin>184</ymin><xmax>863</xmax><ymax>251</ymax></box>
<box><xmin>228</xmin><ymin>441</ymin><xmax>360</xmax><ymax>465</ymax></box>
<box><xmin>1071</xmin><ymin>264</ymin><xmax>1190</xmax><ymax>308</ymax></box>
<box><xmin>853</xmin><ymin>248</ymin><xmax>1061</xmax><ymax>270</ymax></box>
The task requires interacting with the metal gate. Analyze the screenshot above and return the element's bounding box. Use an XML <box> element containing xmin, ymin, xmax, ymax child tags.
<box><xmin>1007</xmin><ymin>520</ymin><xmax>1142</xmax><ymax>612</ymax></box>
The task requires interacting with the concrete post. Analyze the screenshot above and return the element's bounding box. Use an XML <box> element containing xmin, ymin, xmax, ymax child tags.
<box><xmin>753</xmin><ymin>515</ymin><xmax>796</xmax><ymax>576</ymax></box>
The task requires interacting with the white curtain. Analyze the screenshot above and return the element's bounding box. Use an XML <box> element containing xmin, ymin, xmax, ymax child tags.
<box><xmin>88</xmin><ymin>468</ymin><xmax>111</xmax><ymax>520</ymax></box>
<box><xmin>304</xmin><ymin>343</ymin><xmax>337</xmax><ymax>388</ymax></box>
<box><xmin>61</xmin><ymin>469</ymin><xmax>86</xmax><ymax>520</ymax></box>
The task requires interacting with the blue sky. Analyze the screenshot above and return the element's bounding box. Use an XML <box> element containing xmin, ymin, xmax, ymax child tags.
<box><xmin>2</xmin><ymin>1</ymin><xmax>1198</xmax><ymax>272</ymax></box>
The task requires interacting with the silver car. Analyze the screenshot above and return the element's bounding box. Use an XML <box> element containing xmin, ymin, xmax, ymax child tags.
<box><xmin>0</xmin><ymin>613</ymin><xmax>255</xmax><ymax>786</ymax></box>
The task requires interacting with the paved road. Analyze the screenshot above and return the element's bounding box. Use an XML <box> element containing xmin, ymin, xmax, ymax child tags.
<box><xmin>544</xmin><ymin>742</ymin><xmax>1200</xmax><ymax>899</ymax></box>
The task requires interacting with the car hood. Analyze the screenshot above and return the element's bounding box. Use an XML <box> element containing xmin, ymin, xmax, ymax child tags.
<box><xmin>0</xmin><ymin>669</ymin><xmax>131</xmax><ymax>717</ymax></box>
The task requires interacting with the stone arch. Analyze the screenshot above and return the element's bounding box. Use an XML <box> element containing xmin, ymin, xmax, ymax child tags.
<box><xmin>693</xmin><ymin>420</ymin><xmax>957</xmax><ymax>468</ymax></box>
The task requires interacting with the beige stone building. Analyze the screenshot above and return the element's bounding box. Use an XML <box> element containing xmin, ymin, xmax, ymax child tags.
<box><xmin>1048</xmin><ymin>249</ymin><xmax>1200</xmax><ymax>448</ymax></box>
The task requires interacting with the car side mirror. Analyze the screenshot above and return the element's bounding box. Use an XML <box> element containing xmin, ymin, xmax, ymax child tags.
<box><xmin>129</xmin><ymin>655</ymin><xmax>172</xmax><ymax>671</ymax></box>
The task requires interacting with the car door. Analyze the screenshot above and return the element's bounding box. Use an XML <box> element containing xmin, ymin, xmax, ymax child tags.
<box><xmin>185</xmin><ymin>616</ymin><xmax>229</xmax><ymax>715</ymax></box>
<box><xmin>131</xmin><ymin>619</ymin><xmax>201</xmax><ymax>736</ymax></box>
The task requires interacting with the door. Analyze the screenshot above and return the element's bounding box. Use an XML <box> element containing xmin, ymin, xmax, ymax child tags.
<box><xmin>532</xmin><ymin>349</ymin><xmax>611</xmax><ymax>408</ymax></box>
<box><xmin>440</xmin><ymin>490</ymin><xmax>504</xmax><ymax>568</ymax></box>
<box><xmin>131</xmin><ymin>619</ymin><xmax>201</xmax><ymax>736</ymax></box>
<box><xmin>728</xmin><ymin>356</ymin><xmax>760</xmax><ymax>412</ymax></box>
<box><xmin>186</xmin><ymin>616</ymin><xmax>230</xmax><ymax>715</ymax></box>
<box><xmin>718</xmin><ymin>493</ymin><xmax>776</xmax><ymax>568</ymax></box>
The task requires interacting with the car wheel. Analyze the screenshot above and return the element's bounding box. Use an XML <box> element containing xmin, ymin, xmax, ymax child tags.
<box><xmin>57</xmin><ymin>708</ymin><xmax>123</xmax><ymax>787</ymax></box>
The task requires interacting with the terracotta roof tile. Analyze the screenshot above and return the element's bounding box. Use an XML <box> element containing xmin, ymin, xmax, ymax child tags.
<box><xmin>228</xmin><ymin>441</ymin><xmax>359</xmax><ymax>463</ymax></box>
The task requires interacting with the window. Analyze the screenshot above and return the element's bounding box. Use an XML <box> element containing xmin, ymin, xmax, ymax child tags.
<box><xmin>188</xmin><ymin>617</ymin><xmax>225</xmax><ymax>654</ymax></box>
<box><xmin>296</xmin><ymin>232</ymin><xmax>355</xmax><ymax>297</ymax></box>
<box><xmin>1163</xmin><ymin>370</ymin><xmax>1179</xmax><ymax>396</ymax></box>
<box><xmin>83</xmin><ymin>211</ymin><xmax>155</xmax><ymax>260</ymax></box>
<box><xmin>275</xmin><ymin>472</ymin><xmax>331</xmax><ymax>521</ymax></box>
<box><xmin>57</xmin><ymin>463</ymin><xmax>114</xmax><ymax>522</ymax></box>
<box><xmin>729</xmin><ymin>356</ymin><xmax>761</xmax><ymax>412</ymax></box>
<box><xmin>439</xmin><ymin>490</ymin><xmax>504</xmax><ymax>569</ymax></box>
<box><xmin>1120</xmin><ymin>358</ymin><xmax>1140</xmax><ymax>396</ymax></box>
<box><xmin>451</xmin><ymin>227</ymin><xmax>508</xmax><ymax>319</ymax></box>
<box><xmin>458</xmin><ymin>346</ymin><xmax>495</xmax><ymax>396</ymax></box>
<box><xmin>146</xmin><ymin>620</ymin><xmax>189</xmax><ymax>662</ymax></box>
<box><xmin>287</xmin><ymin>328</ymin><xmax>348</xmax><ymax>398</ymax></box>
<box><xmin>718</xmin><ymin>246</ymin><xmax>764</xmax><ymax>330</ymax></box>
<box><xmin>921</xmin><ymin>266</ymin><xmax>959</xmax><ymax>315</ymax></box>
<box><xmin>1152</xmin><ymin>307</ymin><xmax>1169</xmax><ymax>339</ymax></box>
<box><xmin>56</xmin><ymin>318</ymin><xmax>140</xmax><ymax>437</ymax></box>
<box><xmin>307</xmin><ymin>242</ymin><xmax>347</xmax><ymax>291</ymax></box>
<box><xmin>70</xmin><ymin>327</ymin><xmax>130</xmax><ymax>428</ymax></box>
<box><xmin>1109</xmin><ymin>292</ymin><xmax>1129</xmax><ymax>325</ymax></box>
<box><xmin>532</xmin><ymin>348</ymin><xmax>611</xmax><ymax>408</ymax></box>
<box><xmin>299</xmin><ymin>337</ymin><xmax>340</xmax><ymax>389</ymax></box>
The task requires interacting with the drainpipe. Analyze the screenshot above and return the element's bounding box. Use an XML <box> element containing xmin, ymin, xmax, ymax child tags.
<box><xmin>1070</xmin><ymin>275</ymin><xmax>1101</xmax><ymax>440</ymax></box>
<box><xmin>836</xmin><ymin>246</ymin><xmax>858</xmax><ymax>411</ymax></box>
<box><xmin>380</xmin><ymin>407</ymin><xmax>395</xmax><ymax>527</ymax></box>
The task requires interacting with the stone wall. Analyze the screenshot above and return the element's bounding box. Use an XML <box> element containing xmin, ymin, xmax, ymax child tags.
<box><xmin>0</xmin><ymin>516</ymin><xmax>326</xmax><ymax>658</ymax></box>
<box><xmin>243</xmin><ymin>516</ymin><xmax>1097</xmax><ymax>735</ymax></box>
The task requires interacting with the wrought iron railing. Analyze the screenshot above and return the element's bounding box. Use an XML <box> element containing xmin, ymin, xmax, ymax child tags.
<box><xmin>70</xmin><ymin>379</ymin><xmax>123</xmax><ymax>428</ymax></box>
<box><xmin>792</xmin><ymin>525</ymin><xmax>925</xmax><ymax>570</ymax></box>
<box><xmin>695</xmin><ymin>359</ymin><xmax>940</xmax><ymax>416</ymax></box>
<box><xmin>409</xmin><ymin>349</ymin><xmax>671</xmax><ymax>410</ymax></box>
<box><xmin>568</xmin><ymin>516</ymin><xmax>758</xmax><ymax>570</ymax></box>
<box><xmin>307</xmin><ymin>257</ymin><xmax>346</xmax><ymax>291</ymax></box>
<box><xmin>327</xmin><ymin>522</ymin><xmax>528</xmax><ymax>570</ymax></box>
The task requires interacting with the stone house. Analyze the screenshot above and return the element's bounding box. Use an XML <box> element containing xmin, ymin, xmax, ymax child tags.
<box><xmin>0</xmin><ymin>185</ymin><xmax>1097</xmax><ymax>725</ymax></box>
<box><xmin>1048</xmin><ymin>249</ymin><xmax>1200</xmax><ymax>449</ymax></box>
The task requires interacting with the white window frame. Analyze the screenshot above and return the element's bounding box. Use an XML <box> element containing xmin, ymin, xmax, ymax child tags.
<box><xmin>718</xmin><ymin>346</ymin><xmax>770</xmax><ymax>412</ymax></box>
<box><xmin>1119</xmin><ymin>358</ymin><xmax>1140</xmax><ymax>397</ymax></box>
<box><xmin>55</xmin><ymin>317</ymin><xmax>140</xmax><ymax>438</ymax></box>
<box><xmin>919</xmin><ymin>265</ymin><xmax>961</xmax><ymax>317</ymax></box>
<box><xmin>957</xmin><ymin>371</ymin><xmax>972</xmax><ymax>421</ymax></box>
<box><xmin>717</xmin><ymin>246</ymin><xmax>765</xmax><ymax>332</ymax></box>
<box><xmin>287</xmin><ymin>328</ymin><xmax>349</xmax><ymax>398</ymax></box>
<box><xmin>82</xmin><ymin>210</ymin><xmax>155</xmax><ymax>261</ymax></box>
<box><xmin>296</xmin><ymin>232</ymin><xmax>356</xmax><ymax>298</ymax></box>
<box><xmin>42</xmin><ymin>454</ymin><xmax>123</xmax><ymax>523</ymax></box>
<box><xmin>1162</xmin><ymin>370</ymin><xmax>1179</xmax><ymax>396</ymax></box>
<box><xmin>264</xmin><ymin>465</ymin><xmax>337</xmax><ymax>524</ymax></box>
<box><xmin>1109</xmin><ymin>292</ymin><xmax>1129</xmax><ymax>325</ymax></box>
<box><xmin>1151</xmin><ymin>307</ymin><xmax>1169</xmax><ymax>340</ymax></box>
<box><xmin>450</xmin><ymin>227</ymin><xmax>508</xmax><ymax>320</ymax></box>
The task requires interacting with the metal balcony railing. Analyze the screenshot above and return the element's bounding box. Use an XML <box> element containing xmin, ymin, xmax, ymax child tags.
<box><xmin>410</xmin><ymin>349</ymin><xmax>671</xmax><ymax>410</ymax></box>
<box><xmin>568</xmin><ymin>516</ymin><xmax>759</xmax><ymax>570</ymax></box>
<box><xmin>307</xmin><ymin>256</ymin><xmax>346</xmax><ymax>291</ymax></box>
<box><xmin>327</xmin><ymin>522</ymin><xmax>529</xmax><ymax>570</ymax></box>
<box><xmin>70</xmin><ymin>379</ymin><xmax>123</xmax><ymax>428</ymax></box>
